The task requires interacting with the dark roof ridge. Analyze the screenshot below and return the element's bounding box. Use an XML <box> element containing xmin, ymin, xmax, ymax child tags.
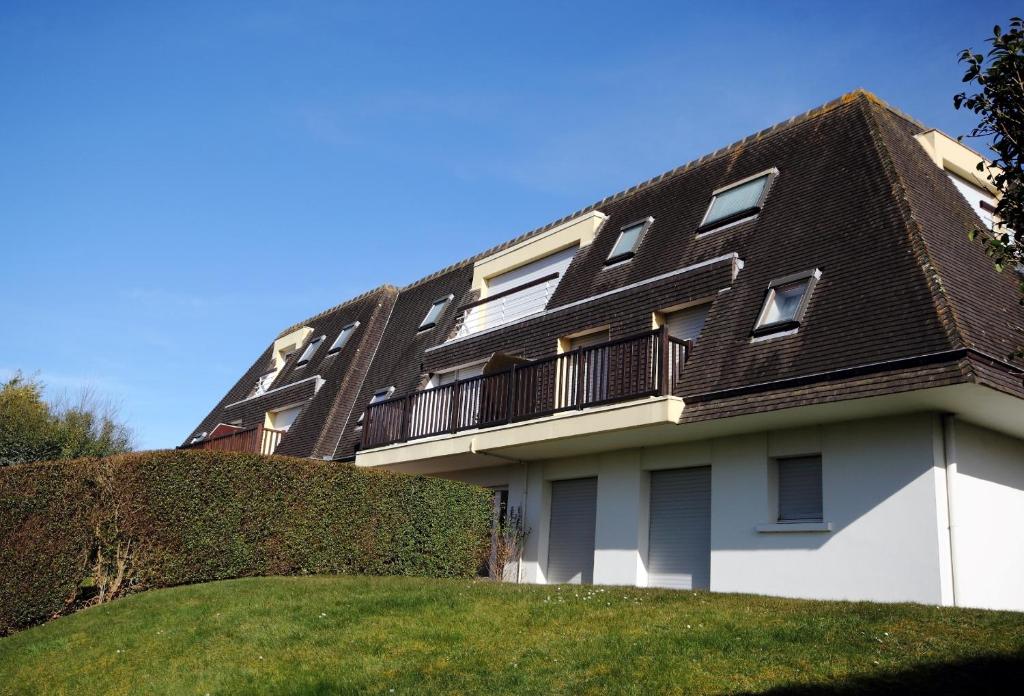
<box><xmin>858</xmin><ymin>97</ymin><xmax>968</xmax><ymax>351</ymax></box>
<box><xmin>397</xmin><ymin>89</ymin><xmax>916</xmax><ymax>292</ymax></box>
<box><xmin>276</xmin><ymin>284</ymin><xmax>398</xmax><ymax>338</ymax></box>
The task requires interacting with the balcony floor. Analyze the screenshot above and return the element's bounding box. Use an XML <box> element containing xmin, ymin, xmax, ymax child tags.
<box><xmin>354</xmin><ymin>395</ymin><xmax>685</xmax><ymax>473</ymax></box>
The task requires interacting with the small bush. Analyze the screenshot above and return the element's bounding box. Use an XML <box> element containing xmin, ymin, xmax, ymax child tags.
<box><xmin>0</xmin><ymin>450</ymin><xmax>492</xmax><ymax>634</ymax></box>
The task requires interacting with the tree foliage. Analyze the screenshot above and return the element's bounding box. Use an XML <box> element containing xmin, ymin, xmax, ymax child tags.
<box><xmin>0</xmin><ymin>373</ymin><xmax>133</xmax><ymax>467</ymax></box>
<box><xmin>954</xmin><ymin>17</ymin><xmax>1024</xmax><ymax>275</ymax></box>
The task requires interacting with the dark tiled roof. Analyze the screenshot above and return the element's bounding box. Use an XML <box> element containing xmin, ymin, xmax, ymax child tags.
<box><xmin>184</xmin><ymin>286</ymin><xmax>396</xmax><ymax>456</ymax></box>
<box><xmin>186</xmin><ymin>90</ymin><xmax>1024</xmax><ymax>460</ymax></box>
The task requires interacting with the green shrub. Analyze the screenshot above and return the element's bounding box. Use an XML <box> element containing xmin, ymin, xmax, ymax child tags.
<box><xmin>0</xmin><ymin>450</ymin><xmax>492</xmax><ymax>634</ymax></box>
<box><xmin>0</xmin><ymin>459</ymin><xmax>95</xmax><ymax>633</ymax></box>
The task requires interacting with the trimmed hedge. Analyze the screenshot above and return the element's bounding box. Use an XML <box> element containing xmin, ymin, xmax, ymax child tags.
<box><xmin>0</xmin><ymin>451</ymin><xmax>492</xmax><ymax>634</ymax></box>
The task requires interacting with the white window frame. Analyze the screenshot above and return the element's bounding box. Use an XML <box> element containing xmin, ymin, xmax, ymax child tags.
<box><xmin>698</xmin><ymin>168</ymin><xmax>778</xmax><ymax>234</ymax></box>
<box><xmin>419</xmin><ymin>295</ymin><xmax>454</xmax><ymax>331</ymax></box>
<box><xmin>605</xmin><ymin>216</ymin><xmax>654</xmax><ymax>266</ymax></box>
<box><xmin>752</xmin><ymin>268</ymin><xmax>821</xmax><ymax>338</ymax></box>
<box><xmin>295</xmin><ymin>335</ymin><xmax>325</xmax><ymax>366</ymax></box>
<box><xmin>328</xmin><ymin>321</ymin><xmax>360</xmax><ymax>354</ymax></box>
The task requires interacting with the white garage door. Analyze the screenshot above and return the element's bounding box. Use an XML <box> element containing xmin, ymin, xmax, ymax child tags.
<box><xmin>648</xmin><ymin>467</ymin><xmax>711</xmax><ymax>590</ymax></box>
<box><xmin>546</xmin><ymin>477</ymin><xmax>597</xmax><ymax>584</ymax></box>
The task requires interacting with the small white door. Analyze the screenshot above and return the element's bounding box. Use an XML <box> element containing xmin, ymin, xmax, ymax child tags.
<box><xmin>546</xmin><ymin>477</ymin><xmax>597</xmax><ymax>584</ymax></box>
<box><xmin>647</xmin><ymin>467</ymin><xmax>711</xmax><ymax>590</ymax></box>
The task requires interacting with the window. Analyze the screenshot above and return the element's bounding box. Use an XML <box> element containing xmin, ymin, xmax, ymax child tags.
<box><xmin>699</xmin><ymin>169</ymin><xmax>777</xmax><ymax>232</ymax></box>
<box><xmin>428</xmin><ymin>362</ymin><xmax>485</xmax><ymax>388</ymax></box>
<box><xmin>295</xmin><ymin>335</ymin><xmax>325</xmax><ymax>366</ymax></box>
<box><xmin>419</xmin><ymin>295</ymin><xmax>453</xmax><ymax>331</ymax></box>
<box><xmin>250</xmin><ymin>365</ymin><xmax>278</xmax><ymax>398</ymax></box>
<box><xmin>328</xmin><ymin>321</ymin><xmax>360</xmax><ymax>354</ymax></box>
<box><xmin>662</xmin><ymin>304</ymin><xmax>710</xmax><ymax>343</ymax></box>
<box><xmin>267</xmin><ymin>404</ymin><xmax>303</xmax><ymax>432</ymax></box>
<box><xmin>357</xmin><ymin>386</ymin><xmax>395</xmax><ymax>425</ymax></box>
<box><xmin>606</xmin><ymin>217</ymin><xmax>653</xmax><ymax>265</ymax></box>
<box><xmin>777</xmin><ymin>456</ymin><xmax>823</xmax><ymax>522</ymax></box>
<box><xmin>457</xmin><ymin>245</ymin><xmax>579</xmax><ymax>338</ymax></box>
<box><xmin>752</xmin><ymin>269</ymin><xmax>820</xmax><ymax>337</ymax></box>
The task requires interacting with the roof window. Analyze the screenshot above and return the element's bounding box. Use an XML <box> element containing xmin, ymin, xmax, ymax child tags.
<box><xmin>328</xmin><ymin>321</ymin><xmax>360</xmax><ymax>354</ymax></box>
<box><xmin>699</xmin><ymin>169</ymin><xmax>777</xmax><ymax>233</ymax></box>
<box><xmin>419</xmin><ymin>295</ymin><xmax>453</xmax><ymax>331</ymax></box>
<box><xmin>752</xmin><ymin>269</ymin><xmax>820</xmax><ymax>337</ymax></box>
<box><xmin>295</xmin><ymin>335</ymin><xmax>325</xmax><ymax>366</ymax></box>
<box><xmin>606</xmin><ymin>217</ymin><xmax>653</xmax><ymax>265</ymax></box>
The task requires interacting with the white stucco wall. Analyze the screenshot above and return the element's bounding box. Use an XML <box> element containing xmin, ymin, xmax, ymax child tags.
<box><xmin>948</xmin><ymin>419</ymin><xmax>1024</xmax><ymax>611</ymax></box>
<box><xmin>436</xmin><ymin>413</ymin><xmax>1024</xmax><ymax>609</ymax></box>
<box><xmin>708</xmin><ymin>415</ymin><xmax>950</xmax><ymax>604</ymax></box>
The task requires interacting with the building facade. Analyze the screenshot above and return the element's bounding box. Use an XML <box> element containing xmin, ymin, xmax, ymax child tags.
<box><xmin>184</xmin><ymin>91</ymin><xmax>1024</xmax><ymax>611</ymax></box>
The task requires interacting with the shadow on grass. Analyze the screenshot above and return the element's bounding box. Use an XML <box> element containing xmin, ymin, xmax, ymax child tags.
<box><xmin>735</xmin><ymin>651</ymin><xmax>1024</xmax><ymax>695</ymax></box>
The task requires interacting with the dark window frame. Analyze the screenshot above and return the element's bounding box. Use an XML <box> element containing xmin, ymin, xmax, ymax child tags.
<box><xmin>697</xmin><ymin>168</ymin><xmax>779</xmax><ymax>234</ymax></box>
<box><xmin>328</xmin><ymin>321</ymin><xmax>361</xmax><ymax>354</ymax></box>
<box><xmin>295</xmin><ymin>335</ymin><xmax>326</xmax><ymax>366</ymax></box>
<box><xmin>605</xmin><ymin>216</ymin><xmax>654</xmax><ymax>266</ymax></box>
<box><xmin>751</xmin><ymin>268</ymin><xmax>821</xmax><ymax>337</ymax></box>
<box><xmin>419</xmin><ymin>295</ymin><xmax>454</xmax><ymax>332</ymax></box>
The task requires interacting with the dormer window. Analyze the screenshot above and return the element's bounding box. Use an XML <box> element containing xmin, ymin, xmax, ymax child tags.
<box><xmin>605</xmin><ymin>217</ymin><xmax>653</xmax><ymax>265</ymax></box>
<box><xmin>295</xmin><ymin>336</ymin><xmax>325</xmax><ymax>366</ymax></box>
<box><xmin>419</xmin><ymin>295</ymin><xmax>453</xmax><ymax>331</ymax></box>
<box><xmin>699</xmin><ymin>169</ymin><xmax>777</xmax><ymax>233</ymax></box>
<box><xmin>328</xmin><ymin>321</ymin><xmax>360</xmax><ymax>354</ymax></box>
<box><xmin>752</xmin><ymin>269</ymin><xmax>821</xmax><ymax>338</ymax></box>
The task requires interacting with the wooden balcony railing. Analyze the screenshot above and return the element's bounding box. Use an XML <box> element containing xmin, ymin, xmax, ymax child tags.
<box><xmin>182</xmin><ymin>424</ymin><xmax>285</xmax><ymax>455</ymax></box>
<box><xmin>362</xmin><ymin>327</ymin><xmax>691</xmax><ymax>450</ymax></box>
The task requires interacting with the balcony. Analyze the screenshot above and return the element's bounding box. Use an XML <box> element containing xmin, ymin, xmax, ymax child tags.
<box><xmin>362</xmin><ymin>328</ymin><xmax>691</xmax><ymax>451</ymax></box>
<box><xmin>183</xmin><ymin>424</ymin><xmax>285</xmax><ymax>455</ymax></box>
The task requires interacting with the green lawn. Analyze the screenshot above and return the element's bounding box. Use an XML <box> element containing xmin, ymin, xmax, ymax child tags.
<box><xmin>1</xmin><ymin>576</ymin><xmax>1021</xmax><ymax>695</ymax></box>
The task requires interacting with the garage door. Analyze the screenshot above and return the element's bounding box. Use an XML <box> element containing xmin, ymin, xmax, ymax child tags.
<box><xmin>648</xmin><ymin>467</ymin><xmax>711</xmax><ymax>590</ymax></box>
<box><xmin>546</xmin><ymin>477</ymin><xmax>597</xmax><ymax>584</ymax></box>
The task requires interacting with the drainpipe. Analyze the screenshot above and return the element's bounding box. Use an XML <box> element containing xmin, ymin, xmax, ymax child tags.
<box><xmin>941</xmin><ymin>414</ymin><xmax>961</xmax><ymax>607</ymax></box>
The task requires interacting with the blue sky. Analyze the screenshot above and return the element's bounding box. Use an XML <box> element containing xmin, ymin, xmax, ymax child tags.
<box><xmin>0</xmin><ymin>1</ymin><xmax>1013</xmax><ymax>449</ymax></box>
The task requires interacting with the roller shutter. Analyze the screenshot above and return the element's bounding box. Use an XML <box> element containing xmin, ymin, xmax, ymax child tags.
<box><xmin>546</xmin><ymin>477</ymin><xmax>597</xmax><ymax>584</ymax></box>
<box><xmin>647</xmin><ymin>467</ymin><xmax>711</xmax><ymax>590</ymax></box>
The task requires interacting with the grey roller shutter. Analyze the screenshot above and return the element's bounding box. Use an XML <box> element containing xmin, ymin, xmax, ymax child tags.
<box><xmin>778</xmin><ymin>456</ymin><xmax>822</xmax><ymax>522</ymax></box>
<box><xmin>648</xmin><ymin>467</ymin><xmax>711</xmax><ymax>590</ymax></box>
<box><xmin>665</xmin><ymin>304</ymin><xmax>710</xmax><ymax>343</ymax></box>
<box><xmin>546</xmin><ymin>477</ymin><xmax>597</xmax><ymax>584</ymax></box>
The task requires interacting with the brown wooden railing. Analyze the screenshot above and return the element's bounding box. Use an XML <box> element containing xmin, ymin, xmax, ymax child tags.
<box><xmin>362</xmin><ymin>327</ymin><xmax>692</xmax><ymax>450</ymax></box>
<box><xmin>183</xmin><ymin>424</ymin><xmax>285</xmax><ymax>455</ymax></box>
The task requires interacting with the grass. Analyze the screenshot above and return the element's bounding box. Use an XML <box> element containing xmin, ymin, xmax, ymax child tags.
<box><xmin>1</xmin><ymin>576</ymin><xmax>1022</xmax><ymax>695</ymax></box>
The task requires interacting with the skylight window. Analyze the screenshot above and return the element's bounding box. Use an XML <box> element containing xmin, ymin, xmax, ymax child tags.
<box><xmin>753</xmin><ymin>269</ymin><xmax>821</xmax><ymax>337</ymax></box>
<box><xmin>295</xmin><ymin>335</ymin><xmax>325</xmax><ymax>366</ymax></box>
<box><xmin>606</xmin><ymin>217</ymin><xmax>653</xmax><ymax>265</ymax></box>
<box><xmin>699</xmin><ymin>169</ymin><xmax>777</xmax><ymax>232</ymax></box>
<box><xmin>328</xmin><ymin>321</ymin><xmax>360</xmax><ymax>354</ymax></box>
<box><xmin>357</xmin><ymin>386</ymin><xmax>395</xmax><ymax>426</ymax></box>
<box><xmin>419</xmin><ymin>295</ymin><xmax>453</xmax><ymax>331</ymax></box>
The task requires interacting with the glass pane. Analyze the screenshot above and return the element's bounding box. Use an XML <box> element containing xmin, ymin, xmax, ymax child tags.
<box><xmin>297</xmin><ymin>337</ymin><xmax>323</xmax><ymax>364</ymax></box>
<box><xmin>761</xmin><ymin>280</ymin><xmax>808</xmax><ymax>326</ymax></box>
<box><xmin>609</xmin><ymin>223</ymin><xmax>644</xmax><ymax>258</ymax></box>
<box><xmin>704</xmin><ymin>175</ymin><xmax>768</xmax><ymax>225</ymax></box>
<box><xmin>330</xmin><ymin>325</ymin><xmax>354</xmax><ymax>352</ymax></box>
<box><xmin>421</xmin><ymin>298</ymin><xmax>449</xmax><ymax>327</ymax></box>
